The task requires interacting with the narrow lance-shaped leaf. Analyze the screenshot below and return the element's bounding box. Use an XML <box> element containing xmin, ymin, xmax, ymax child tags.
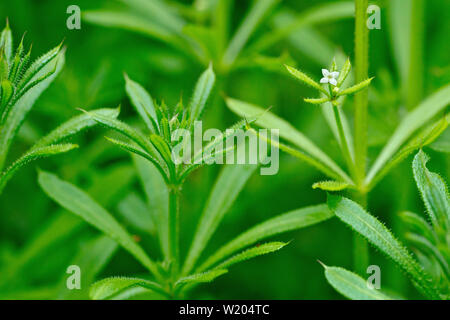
<box><xmin>0</xmin><ymin>49</ymin><xmax>65</xmax><ymax>171</ymax></box>
<box><xmin>312</xmin><ymin>180</ymin><xmax>350</xmax><ymax>191</ymax></box>
<box><xmin>327</xmin><ymin>194</ymin><xmax>442</xmax><ymax>299</ymax></box>
<box><xmin>214</xmin><ymin>242</ymin><xmax>287</xmax><ymax>271</ymax></box>
<box><xmin>175</xmin><ymin>269</ymin><xmax>228</xmax><ymax>289</ymax></box>
<box><xmin>321</xmin><ymin>263</ymin><xmax>395</xmax><ymax>300</ymax></box>
<box><xmin>0</xmin><ymin>22</ymin><xmax>13</xmax><ymax>64</ymax></box>
<box><xmin>32</xmin><ymin>108</ymin><xmax>120</xmax><ymax>149</ymax></box>
<box><xmin>38</xmin><ymin>171</ymin><xmax>161</xmax><ymax>279</ymax></box>
<box><xmin>0</xmin><ymin>144</ymin><xmax>78</xmax><ymax>194</ymax></box>
<box><xmin>197</xmin><ymin>204</ymin><xmax>333</xmax><ymax>272</ymax></box>
<box><xmin>90</xmin><ymin>277</ymin><xmax>168</xmax><ymax>300</ymax></box>
<box><xmin>182</xmin><ymin>163</ymin><xmax>258</xmax><ymax>275</ymax></box>
<box><xmin>225</xmin><ymin>97</ymin><xmax>352</xmax><ymax>184</ymax></box>
<box><xmin>124</xmin><ymin>74</ymin><xmax>158</xmax><ymax>133</ymax></box>
<box><xmin>189</xmin><ymin>64</ymin><xmax>215</xmax><ymax>124</ymax></box>
<box><xmin>337</xmin><ymin>77</ymin><xmax>373</xmax><ymax>96</ymax></box>
<box><xmin>285</xmin><ymin>64</ymin><xmax>328</xmax><ymax>95</ymax></box>
<box><xmin>366</xmin><ymin>84</ymin><xmax>450</xmax><ymax>184</ymax></box>
<box><xmin>412</xmin><ymin>150</ymin><xmax>449</xmax><ymax>231</ymax></box>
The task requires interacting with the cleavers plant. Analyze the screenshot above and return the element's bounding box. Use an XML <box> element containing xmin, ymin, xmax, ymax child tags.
<box><xmin>38</xmin><ymin>65</ymin><xmax>334</xmax><ymax>299</ymax></box>
<box><xmin>0</xmin><ymin>21</ymin><xmax>119</xmax><ymax>196</ymax></box>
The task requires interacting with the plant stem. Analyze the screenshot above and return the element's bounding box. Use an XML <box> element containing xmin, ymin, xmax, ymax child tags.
<box><xmin>168</xmin><ymin>184</ymin><xmax>180</xmax><ymax>278</ymax></box>
<box><xmin>332</xmin><ymin>104</ymin><xmax>355</xmax><ymax>180</ymax></box>
<box><xmin>353</xmin><ymin>0</ymin><xmax>370</xmax><ymax>274</ymax></box>
<box><xmin>354</xmin><ymin>0</ymin><xmax>369</xmax><ymax>187</ymax></box>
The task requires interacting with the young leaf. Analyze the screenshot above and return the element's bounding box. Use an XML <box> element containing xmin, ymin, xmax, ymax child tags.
<box><xmin>0</xmin><ymin>49</ymin><xmax>65</xmax><ymax>171</ymax></box>
<box><xmin>182</xmin><ymin>163</ymin><xmax>258</xmax><ymax>275</ymax></box>
<box><xmin>366</xmin><ymin>84</ymin><xmax>450</xmax><ymax>184</ymax></box>
<box><xmin>90</xmin><ymin>277</ymin><xmax>168</xmax><ymax>300</ymax></box>
<box><xmin>189</xmin><ymin>64</ymin><xmax>215</xmax><ymax>123</ymax></box>
<box><xmin>337</xmin><ymin>77</ymin><xmax>373</xmax><ymax>96</ymax></box>
<box><xmin>0</xmin><ymin>22</ymin><xmax>13</xmax><ymax>64</ymax></box>
<box><xmin>214</xmin><ymin>242</ymin><xmax>287</xmax><ymax>270</ymax></box>
<box><xmin>197</xmin><ymin>204</ymin><xmax>333</xmax><ymax>272</ymax></box>
<box><xmin>285</xmin><ymin>64</ymin><xmax>328</xmax><ymax>95</ymax></box>
<box><xmin>32</xmin><ymin>108</ymin><xmax>120</xmax><ymax>149</ymax></box>
<box><xmin>0</xmin><ymin>144</ymin><xmax>78</xmax><ymax>194</ymax></box>
<box><xmin>312</xmin><ymin>180</ymin><xmax>350</xmax><ymax>191</ymax></box>
<box><xmin>327</xmin><ymin>194</ymin><xmax>442</xmax><ymax>299</ymax></box>
<box><xmin>322</xmin><ymin>264</ymin><xmax>395</xmax><ymax>300</ymax></box>
<box><xmin>175</xmin><ymin>269</ymin><xmax>228</xmax><ymax>289</ymax></box>
<box><xmin>337</xmin><ymin>58</ymin><xmax>351</xmax><ymax>87</ymax></box>
<box><xmin>38</xmin><ymin>171</ymin><xmax>160</xmax><ymax>278</ymax></box>
<box><xmin>225</xmin><ymin>97</ymin><xmax>352</xmax><ymax>183</ymax></box>
<box><xmin>304</xmin><ymin>97</ymin><xmax>330</xmax><ymax>105</ymax></box>
<box><xmin>412</xmin><ymin>150</ymin><xmax>449</xmax><ymax>230</ymax></box>
<box><xmin>398</xmin><ymin>211</ymin><xmax>437</xmax><ymax>245</ymax></box>
<box><xmin>124</xmin><ymin>74</ymin><xmax>158</xmax><ymax>133</ymax></box>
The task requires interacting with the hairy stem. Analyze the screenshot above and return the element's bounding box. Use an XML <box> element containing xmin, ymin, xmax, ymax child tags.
<box><xmin>168</xmin><ymin>184</ymin><xmax>180</xmax><ymax>278</ymax></box>
<box><xmin>332</xmin><ymin>104</ymin><xmax>355</xmax><ymax>180</ymax></box>
<box><xmin>353</xmin><ymin>0</ymin><xmax>370</xmax><ymax>273</ymax></box>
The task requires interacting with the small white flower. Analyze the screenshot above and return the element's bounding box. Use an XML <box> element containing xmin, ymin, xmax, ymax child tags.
<box><xmin>320</xmin><ymin>69</ymin><xmax>339</xmax><ymax>86</ymax></box>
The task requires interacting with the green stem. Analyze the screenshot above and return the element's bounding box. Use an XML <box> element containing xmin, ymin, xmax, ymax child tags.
<box><xmin>332</xmin><ymin>104</ymin><xmax>355</xmax><ymax>180</ymax></box>
<box><xmin>353</xmin><ymin>0</ymin><xmax>370</xmax><ymax>274</ymax></box>
<box><xmin>168</xmin><ymin>183</ymin><xmax>180</xmax><ymax>278</ymax></box>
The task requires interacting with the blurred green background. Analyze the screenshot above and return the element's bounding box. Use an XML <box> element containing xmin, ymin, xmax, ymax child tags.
<box><xmin>0</xmin><ymin>0</ymin><xmax>448</xmax><ymax>299</ymax></box>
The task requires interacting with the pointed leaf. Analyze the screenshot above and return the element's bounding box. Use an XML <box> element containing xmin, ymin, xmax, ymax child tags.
<box><xmin>327</xmin><ymin>194</ymin><xmax>441</xmax><ymax>299</ymax></box>
<box><xmin>189</xmin><ymin>65</ymin><xmax>215</xmax><ymax>123</ymax></box>
<box><xmin>312</xmin><ymin>180</ymin><xmax>350</xmax><ymax>191</ymax></box>
<box><xmin>38</xmin><ymin>171</ymin><xmax>160</xmax><ymax>277</ymax></box>
<box><xmin>90</xmin><ymin>277</ymin><xmax>167</xmax><ymax>300</ymax></box>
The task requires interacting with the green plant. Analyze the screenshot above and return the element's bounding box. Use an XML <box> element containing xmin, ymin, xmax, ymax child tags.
<box><xmin>38</xmin><ymin>66</ymin><xmax>333</xmax><ymax>299</ymax></box>
<box><xmin>225</xmin><ymin>0</ymin><xmax>449</xmax><ymax>280</ymax></box>
<box><xmin>0</xmin><ymin>22</ymin><xmax>119</xmax><ymax>195</ymax></box>
<box><xmin>322</xmin><ymin>150</ymin><xmax>449</xmax><ymax>300</ymax></box>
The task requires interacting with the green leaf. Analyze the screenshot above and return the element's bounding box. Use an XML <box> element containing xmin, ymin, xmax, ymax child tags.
<box><xmin>337</xmin><ymin>58</ymin><xmax>351</xmax><ymax>87</ymax></box>
<box><xmin>412</xmin><ymin>150</ymin><xmax>449</xmax><ymax>230</ymax></box>
<box><xmin>117</xmin><ymin>192</ymin><xmax>155</xmax><ymax>233</ymax></box>
<box><xmin>327</xmin><ymin>194</ymin><xmax>441</xmax><ymax>299</ymax></box>
<box><xmin>214</xmin><ymin>242</ymin><xmax>287</xmax><ymax>270</ymax></box>
<box><xmin>337</xmin><ymin>77</ymin><xmax>373</xmax><ymax>96</ymax></box>
<box><xmin>368</xmin><ymin>116</ymin><xmax>448</xmax><ymax>190</ymax></box>
<box><xmin>133</xmin><ymin>154</ymin><xmax>169</xmax><ymax>259</ymax></box>
<box><xmin>198</xmin><ymin>204</ymin><xmax>333</xmax><ymax>272</ymax></box>
<box><xmin>38</xmin><ymin>170</ymin><xmax>160</xmax><ymax>278</ymax></box>
<box><xmin>189</xmin><ymin>64</ymin><xmax>215</xmax><ymax>123</ymax></box>
<box><xmin>0</xmin><ymin>22</ymin><xmax>13</xmax><ymax>64</ymax></box>
<box><xmin>175</xmin><ymin>269</ymin><xmax>228</xmax><ymax>288</ymax></box>
<box><xmin>124</xmin><ymin>74</ymin><xmax>158</xmax><ymax>133</ymax></box>
<box><xmin>58</xmin><ymin>235</ymin><xmax>118</xmax><ymax>299</ymax></box>
<box><xmin>0</xmin><ymin>144</ymin><xmax>78</xmax><ymax>194</ymax></box>
<box><xmin>285</xmin><ymin>64</ymin><xmax>328</xmax><ymax>95</ymax></box>
<box><xmin>33</xmin><ymin>108</ymin><xmax>120</xmax><ymax>149</ymax></box>
<box><xmin>0</xmin><ymin>49</ymin><xmax>65</xmax><ymax>171</ymax></box>
<box><xmin>312</xmin><ymin>180</ymin><xmax>350</xmax><ymax>191</ymax></box>
<box><xmin>0</xmin><ymin>79</ymin><xmax>13</xmax><ymax>111</ymax></box>
<box><xmin>149</xmin><ymin>134</ymin><xmax>173</xmax><ymax>167</ymax></box>
<box><xmin>252</xmin><ymin>2</ymin><xmax>354</xmax><ymax>53</ymax></box>
<box><xmin>104</xmin><ymin>136</ymin><xmax>169</xmax><ymax>181</ymax></box>
<box><xmin>90</xmin><ymin>277</ymin><xmax>168</xmax><ymax>300</ymax></box>
<box><xmin>398</xmin><ymin>211</ymin><xmax>437</xmax><ymax>245</ymax></box>
<box><xmin>182</xmin><ymin>163</ymin><xmax>258</xmax><ymax>275</ymax></box>
<box><xmin>322</xmin><ymin>264</ymin><xmax>395</xmax><ymax>300</ymax></box>
<box><xmin>366</xmin><ymin>84</ymin><xmax>450</xmax><ymax>184</ymax></box>
<box><xmin>304</xmin><ymin>97</ymin><xmax>330</xmax><ymax>105</ymax></box>
<box><xmin>225</xmin><ymin>97</ymin><xmax>352</xmax><ymax>183</ymax></box>
<box><xmin>222</xmin><ymin>0</ymin><xmax>279</xmax><ymax>67</ymax></box>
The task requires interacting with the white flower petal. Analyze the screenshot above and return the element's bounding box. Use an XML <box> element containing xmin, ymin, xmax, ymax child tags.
<box><xmin>331</xmin><ymin>71</ymin><xmax>339</xmax><ymax>79</ymax></box>
<box><xmin>329</xmin><ymin>78</ymin><xmax>337</xmax><ymax>86</ymax></box>
<box><xmin>322</xmin><ymin>69</ymin><xmax>330</xmax><ymax>77</ymax></box>
<box><xmin>320</xmin><ymin>77</ymin><xmax>329</xmax><ymax>84</ymax></box>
